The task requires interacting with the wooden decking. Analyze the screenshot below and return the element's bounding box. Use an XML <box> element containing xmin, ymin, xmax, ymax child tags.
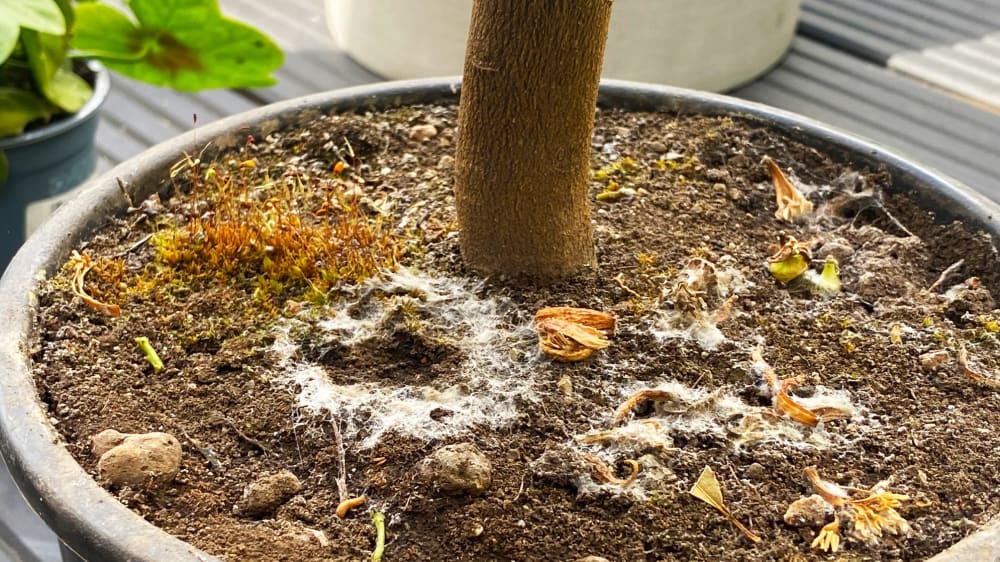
<box><xmin>94</xmin><ymin>0</ymin><xmax>1000</xmax><ymax>200</ymax></box>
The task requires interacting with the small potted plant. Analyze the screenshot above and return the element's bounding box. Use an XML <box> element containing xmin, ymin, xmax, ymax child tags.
<box><xmin>0</xmin><ymin>0</ymin><xmax>283</xmax><ymax>266</ymax></box>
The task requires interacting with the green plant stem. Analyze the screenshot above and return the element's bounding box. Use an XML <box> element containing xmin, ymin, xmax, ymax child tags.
<box><xmin>371</xmin><ymin>510</ymin><xmax>386</xmax><ymax>562</ymax></box>
<box><xmin>134</xmin><ymin>336</ymin><xmax>164</xmax><ymax>373</ymax></box>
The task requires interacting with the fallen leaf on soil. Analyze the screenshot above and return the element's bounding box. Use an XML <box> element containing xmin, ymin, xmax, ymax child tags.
<box><xmin>69</xmin><ymin>250</ymin><xmax>121</xmax><ymax>317</ymax></box>
<box><xmin>535</xmin><ymin>307</ymin><xmax>615</xmax><ymax>362</ymax></box>
<box><xmin>689</xmin><ymin>466</ymin><xmax>762</xmax><ymax>544</ymax></box>
<box><xmin>764</xmin><ymin>156</ymin><xmax>814</xmax><ymax>222</ymax></box>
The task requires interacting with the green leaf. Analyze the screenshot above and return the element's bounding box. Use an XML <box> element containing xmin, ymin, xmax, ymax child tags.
<box><xmin>0</xmin><ymin>87</ymin><xmax>54</xmax><ymax>136</ymax></box>
<box><xmin>0</xmin><ymin>150</ymin><xmax>8</xmax><ymax>184</ymax></box>
<box><xmin>0</xmin><ymin>17</ymin><xmax>17</xmax><ymax>63</ymax></box>
<box><xmin>46</xmin><ymin>66</ymin><xmax>93</xmax><ymax>111</ymax></box>
<box><xmin>0</xmin><ymin>0</ymin><xmax>66</xmax><ymax>35</ymax></box>
<box><xmin>86</xmin><ymin>0</ymin><xmax>282</xmax><ymax>91</ymax></box>
<box><xmin>70</xmin><ymin>3</ymin><xmax>144</xmax><ymax>60</ymax></box>
<box><xmin>21</xmin><ymin>28</ymin><xmax>90</xmax><ymax>112</ymax></box>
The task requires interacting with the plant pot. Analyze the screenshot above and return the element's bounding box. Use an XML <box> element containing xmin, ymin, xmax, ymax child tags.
<box><xmin>0</xmin><ymin>79</ymin><xmax>998</xmax><ymax>561</ymax></box>
<box><xmin>325</xmin><ymin>0</ymin><xmax>800</xmax><ymax>92</ymax></box>
<box><xmin>0</xmin><ymin>61</ymin><xmax>111</xmax><ymax>272</ymax></box>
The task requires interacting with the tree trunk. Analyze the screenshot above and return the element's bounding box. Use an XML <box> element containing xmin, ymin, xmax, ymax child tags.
<box><xmin>454</xmin><ymin>0</ymin><xmax>611</xmax><ymax>279</ymax></box>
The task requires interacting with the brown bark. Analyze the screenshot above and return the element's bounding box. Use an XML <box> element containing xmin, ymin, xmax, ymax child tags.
<box><xmin>454</xmin><ymin>0</ymin><xmax>612</xmax><ymax>279</ymax></box>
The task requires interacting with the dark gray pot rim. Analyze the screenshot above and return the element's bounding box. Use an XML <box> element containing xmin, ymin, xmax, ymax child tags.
<box><xmin>0</xmin><ymin>78</ymin><xmax>996</xmax><ymax>561</ymax></box>
<box><xmin>0</xmin><ymin>60</ymin><xmax>111</xmax><ymax>151</ymax></box>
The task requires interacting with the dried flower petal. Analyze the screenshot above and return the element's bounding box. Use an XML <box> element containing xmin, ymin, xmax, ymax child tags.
<box><xmin>534</xmin><ymin>307</ymin><xmax>615</xmax><ymax>362</ymax></box>
<box><xmin>802</xmin><ymin>467</ymin><xmax>911</xmax><ymax>550</ymax></box>
<box><xmin>805</xmin><ymin>466</ymin><xmax>851</xmax><ymax>507</ymax></box>
<box><xmin>535</xmin><ymin>307</ymin><xmax>616</xmax><ymax>331</ymax></box>
<box><xmin>612</xmin><ymin>389</ymin><xmax>689</xmax><ymax>426</ymax></box>
<box><xmin>765</xmin><ymin>156</ymin><xmax>814</xmax><ymax>222</ymax></box>
<box><xmin>811</xmin><ymin>517</ymin><xmax>841</xmax><ymax>552</ymax></box>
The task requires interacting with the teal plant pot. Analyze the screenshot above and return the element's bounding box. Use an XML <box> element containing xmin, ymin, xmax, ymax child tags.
<box><xmin>0</xmin><ymin>61</ymin><xmax>111</xmax><ymax>271</ymax></box>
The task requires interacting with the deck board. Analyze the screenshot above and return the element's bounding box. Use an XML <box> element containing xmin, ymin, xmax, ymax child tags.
<box><xmin>91</xmin><ymin>1</ymin><xmax>1000</xmax><ymax>203</ymax></box>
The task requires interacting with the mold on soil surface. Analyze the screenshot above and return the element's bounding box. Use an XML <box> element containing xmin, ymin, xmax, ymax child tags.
<box><xmin>30</xmin><ymin>104</ymin><xmax>1000</xmax><ymax>561</ymax></box>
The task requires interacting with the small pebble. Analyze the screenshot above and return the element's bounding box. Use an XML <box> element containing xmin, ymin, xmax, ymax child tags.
<box><xmin>94</xmin><ymin>430</ymin><xmax>181</xmax><ymax>489</ymax></box>
<box><xmin>784</xmin><ymin>494</ymin><xmax>834</xmax><ymax>528</ymax></box>
<box><xmin>418</xmin><ymin>442</ymin><xmax>492</xmax><ymax>496</ymax></box>
<box><xmin>235</xmin><ymin>469</ymin><xmax>302</xmax><ymax>518</ymax></box>
<box><xmin>437</xmin><ymin>155</ymin><xmax>454</xmax><ymax>169</ymax></box>
<box><xmin>408</xmin><ymin>124</ymin><xmax>438</xmax><ymax>142</ymax></box>
<box><xmin>744</xmin><ymin>462</ymin><xmax>767</xmax><ymax>481</ymax></box>
<box><xmin>919</xmin><ymin>350</ymin><xmax>951</xmax><ymax>370</ymax></box>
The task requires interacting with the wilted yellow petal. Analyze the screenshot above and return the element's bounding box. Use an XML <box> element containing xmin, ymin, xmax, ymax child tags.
<box><xmin>690</xmin><ymin>466</ymin><xmax>762</xmax><ymax>544</ymax></box>
<box><xmin>956</xmin><ymin>342</ymin><xmax>1000</xmax><ymax>388</ymax></box>
<box><xmin>890</xmin><ymin>324</ymin><xmax>903</xmax><ymax>345</ymax></box>
<box><xmin>811</xmin><ymin>517</ymin><xmax>841</xmax><ymax>552</ymax></box>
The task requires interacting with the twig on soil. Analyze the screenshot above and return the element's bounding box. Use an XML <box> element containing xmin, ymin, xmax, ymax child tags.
<box><xmin>113</xmin><ymin>233</ymin><xmax>154</xmax><ymax>258</ymax></box>
<box><xmin>215</xmin><ymin>413</ymin><xmax>270</xmax><ymax>456</ymax></box>
<box><xmin>924</xmin><ymin>259</ymin><xmax>964</xmax><ymax>294</ymax></box>
<box><xmin>371</xmin><ymin>510</ymin><xmax>386</xmax><ymax>562</ymax></box>
<box><xmin>176</xmin><ymin>426</ymin><xmax>223</xmax><ymax>473</ymax></box>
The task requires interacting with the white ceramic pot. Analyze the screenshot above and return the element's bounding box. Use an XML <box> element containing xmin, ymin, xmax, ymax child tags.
<box><xmin>326</xmin><ymin>0</ymin><xmax>800</xmax><ymax>92</ymax></box>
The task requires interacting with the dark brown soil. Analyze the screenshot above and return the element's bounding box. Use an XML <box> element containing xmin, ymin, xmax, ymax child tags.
<box><xmin>30</xmin><ymin>104</ymin><xmax>1000</xmax><ymax>561</ymax></box>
